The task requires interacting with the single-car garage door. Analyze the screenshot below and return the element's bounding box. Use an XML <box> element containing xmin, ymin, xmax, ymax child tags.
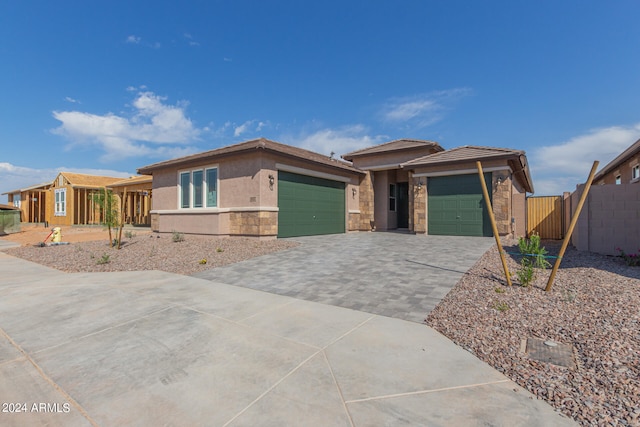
<box><xmin>428</xmin><ymin>173</ymin><xmax>492</xmax><ymax>237</ymax></box>
<box><xmin>278</xmin><ymin>171</ymin><xmax>345</xmax><ymax>238</ymax></box>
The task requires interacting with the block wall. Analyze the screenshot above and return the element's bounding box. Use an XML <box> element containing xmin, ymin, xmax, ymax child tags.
<box><xmin>571</xmin><ymin>183</ymin><xmax>640</xmax><ymax>255</ymax></box>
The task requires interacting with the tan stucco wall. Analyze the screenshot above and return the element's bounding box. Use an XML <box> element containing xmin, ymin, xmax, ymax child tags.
<box><xmin>348</xmin><ymin>146</ymin><xmax>440</xmax><ymax>170</ymax></box>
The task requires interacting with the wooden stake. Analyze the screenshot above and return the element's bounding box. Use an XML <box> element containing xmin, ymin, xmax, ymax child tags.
<box><xmin>117</xmin><ymin>188</ymin><xmax>127</xmax><ymax>250</ymax></box>
<box><xmin>477</xmin><ymin>161</ymin><xmax>512</xmax><ymax>286</ymax></box>
<box><xmin>545</xmin><ymin>160</ymin><xmax>599</xmax><ymax>292</ymax></box>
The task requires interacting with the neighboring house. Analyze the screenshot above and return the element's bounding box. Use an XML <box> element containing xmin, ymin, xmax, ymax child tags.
<box><xmin>138</xmin><ymin>138</ymin><xmax>534</xmax><ymax>239</ymax></box>
<box><xmin>2</xmin><ymin>181</ymin><xmax>52</xmax><ymax>223</ymax></box>
<box><xmin>47</xmin><ymin>172</ymin><xmax>125</xmax><ymax>226</ymax></box>
<box><xmin>593</xmin><ymin>138</ymin><xmax>640</xmax><ymax>185</ymax></box>
<box><xmin>107</xmin><ymin>175</ymin><xmax>153</xmax><ymax>226</ymax></box>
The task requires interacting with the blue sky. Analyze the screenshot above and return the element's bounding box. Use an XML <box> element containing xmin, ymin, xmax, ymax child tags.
<box><xmin>2</xmin><ymin>1</ymin><xmax>640</xmax><ymax>201</ymax></box>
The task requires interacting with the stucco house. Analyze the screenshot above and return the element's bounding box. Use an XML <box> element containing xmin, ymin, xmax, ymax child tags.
<box><xmin>138</xmin><ymin>138</ymin><xmax>534</xmax><ymax>239</ymax></box>
<box><xmin>593</xmin><ymin>138</ymin><xmax>640</xmax><ymax>185</ymax></box>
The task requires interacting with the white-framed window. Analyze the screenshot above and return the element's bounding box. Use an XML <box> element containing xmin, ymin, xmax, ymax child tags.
<box><xmin>389</xmin><ymin>183</ymin><xmax>396</xmax><ymax>212</ymax></box>
<box><xmin>632</xmin><ymin>165</ymin><xmax>640</xmax><ymax>180</ymax></box>
<box><xmin>12</xmin><ymin>197</ymin><xmax>20</xmax><ymax>208</ymax></box>
<box><xmin>178</xmin><ymin>166</ymin><xmax>218</xmax><ymax>208</ymax></box>
<box><xmin>615</xmin><ymin>175</ymin><xmax>622</xmax><ymax>185</ymax></box>
<box><xmin>54</xmin><ymin>188</ymin><xmax>66</xmax><ymax>216</ymax></box>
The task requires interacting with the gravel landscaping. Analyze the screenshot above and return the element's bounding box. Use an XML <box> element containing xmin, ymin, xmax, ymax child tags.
<box><xmin>427</xmin><ymin>240</ymin><xmax>640</xmax><ymax>427</ymax></box>
<box><xmin>5</xmin><ymin>232</ymin><xmax>298</xmax><ymax>275</ymax></box>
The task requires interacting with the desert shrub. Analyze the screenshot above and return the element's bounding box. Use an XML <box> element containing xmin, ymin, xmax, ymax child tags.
<box><xmin>172</xmin><ymin>231</ymin><xmax>185</xmax><ymax>243</ymax></box>
<box><xmin>516</xmin><ymin>233</ymin><xmax>551</xmax><ymax>286</ymax></box>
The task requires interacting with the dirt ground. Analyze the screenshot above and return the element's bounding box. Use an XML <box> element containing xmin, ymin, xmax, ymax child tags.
<box><xmin>0</xmin><ymin>224</ymin><xmax>151</xmax><ymax>246</ymax></box>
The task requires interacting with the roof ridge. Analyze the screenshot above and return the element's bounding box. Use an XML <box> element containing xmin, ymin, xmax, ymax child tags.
<box><xmin>342</xmin><ymin>138</ymin><xmax>439</xmax><ymax>156</ymax></box>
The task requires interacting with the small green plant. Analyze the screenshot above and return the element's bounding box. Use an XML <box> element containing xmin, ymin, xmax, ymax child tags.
<box><xmin>172</xmin><ymin>231</ymin><xmax>185</xmax><ymax>243</ymax></box>
<box><xmin>493</xmin><ymin>301</ymin><xmax>510</xmax><ymax>312</ymax></box>
<box><xmin>216</xmin><ymin>247</ymin><xmax>224</xmax><ymax>253</ymax></box>
<box><xmin>562</xmin><ymin>288</ymin><xmax>577</xmax><ymax>302</ymax></box>
<box><xmin>617</xmin><ymin>247</ymin><xmax>640</xmax><ymax>266</ymax></box>
<box><xmin>124</xmin><ymin>230</ymin><xmax>136</xmax><ymax>239</ymax></box>
<box><xmin>199</xmin><ymin>258</ymin><xmax>207</xmax><ymax>264</ymax></box>
<box><xmin>516</xmin><ymin>233</ymin><xmax>551</xmax><ymax>286</ymax></box>
<box><xmin>97</xmin><ymin>253</ymin><xmax>111</xmax><ymax>265</ymax></box>
<box><xmin>494</xmin><ymin>287</ymin><xmax>506</xmax><ymax>294</ymax></box>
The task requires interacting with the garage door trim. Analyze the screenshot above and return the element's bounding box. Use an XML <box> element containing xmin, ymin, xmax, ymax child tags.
<box><xmin>276</xmin><ymin>163</ymin><xmax>352</xmax><ymax>182</ymax></box>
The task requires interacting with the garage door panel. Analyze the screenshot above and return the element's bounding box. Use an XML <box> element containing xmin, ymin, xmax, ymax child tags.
<box><xmin>428</xmin><ymin>173</ymin><xmax>492</xmax><ymax>237</ymax></box>
<box><xmin>278</xmin><ymin>171</ymin><xmax>345</xmax><ymax>238</ymax></box>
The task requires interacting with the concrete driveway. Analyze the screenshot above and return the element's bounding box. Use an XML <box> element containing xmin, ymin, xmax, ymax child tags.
<box><xmin>0</xmin><ymin>237</ymin><xmax>576</xmax><ymax>426</ymax></box>
<box><xmin>194</xmin><ymin>232</ymin><xmax>495</xmax><ymax>323</ymax></box>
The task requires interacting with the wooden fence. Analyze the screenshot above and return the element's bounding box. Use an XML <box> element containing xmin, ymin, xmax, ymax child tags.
<box><xmin>526</xmin><ymin>196</ymin><xmax>563</xmax><ymax>239</ymax></box>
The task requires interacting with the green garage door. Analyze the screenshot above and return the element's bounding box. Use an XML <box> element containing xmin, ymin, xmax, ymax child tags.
<box><xmin>278</xmin><ymin>171</ymin><xmax>345</xmax><ymax>238</ymax></box>
<box><xmin>428</xmin><ymin>173</ymin><xmax>492</xmax><ymax>237</ymax></box>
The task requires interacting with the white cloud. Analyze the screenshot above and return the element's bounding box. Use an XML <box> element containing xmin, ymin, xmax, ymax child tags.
<box><xmin>284</xmin><ymin>125</ymin><xmax>387</xmax><ymax>157</ymax></box>
<box><xmin>530</xmin><ymin>124</ymin><xmax>640</xmax><ymax>195</ymax></box>
<box><xmin>0</xmin><ymin>163</ymin><xmax>131</xmax><ymax>203</ymax></box>
<box><xmin>126</xmin><ymin>35</ymin><xmax>141</xmax><ymax>44</ymax></box>
<box><xmin>234</xmin><ymin>120</ymin><xmax>254</xmax><ymax>137</ymax></box>
<box><xmin>125</xmin><ymin>36</ymin><xmax>160</xmax><ymax>49</ymax></box>
<box><xmin>183</xmin><ymin>33</ymin><xmax>200</xmax><ymax>46</ymax></box>
<box><xmin>52</xmin><ymin>91</ymin><xmax>201</xmax><ymax>162</ymax></box>
<box><xmin>64</xmin><ymin>96</ymin><xmax>80</xmax><ymax>104</ymax></box>
<box><xmin>382</xmin><ymin>88</ymin><xmax>472</xmax><ymax>128</ymax></box>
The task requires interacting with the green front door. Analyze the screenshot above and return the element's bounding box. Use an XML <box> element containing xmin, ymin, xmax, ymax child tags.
<box><xmin>427</xmin><ymin>173</ymin><xmax>492</xmax><ymax>237</ymax></box>
<box><xmin>277</xmin><ymin>171</ymin><xmax>346</xmax><ymax>238</ymax></box>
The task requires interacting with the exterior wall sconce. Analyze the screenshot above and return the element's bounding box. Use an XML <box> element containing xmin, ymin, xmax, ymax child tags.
<box><xmin>417</xmin><ymin>181</ymin><xmax>423</xmax><ymax>191</ymax></box>
<box><xmin>268</xmin><ymin>174</ymin><xmax>275</xmax><ymax>190</ymax></box>
<box><xmin>352</xmin><ymin>188</ymin><xmax>357</xmax><ymax>198</ymax></box>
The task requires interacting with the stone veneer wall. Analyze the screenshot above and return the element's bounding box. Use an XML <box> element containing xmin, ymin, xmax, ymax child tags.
<box><xmin>229</xmin><ymin>211</ymin><xmax>278</xmax><ymax>237</ymax></box>
<box><xmin>412</xmin><ymin>175</ymin><xmax>427</xmax><ymax>233</ymax></box>
<box><xmin>358</xmin><ymin>172</ymin><xmax>375</xmax><ymax>231</ymax></box>
<box><xmin>491</xmin><ymin>171</ymin><xmax>512</xmax><ymax>236</ymax></box>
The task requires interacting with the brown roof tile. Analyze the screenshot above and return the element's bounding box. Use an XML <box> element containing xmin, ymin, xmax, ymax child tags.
<box><xmin>137</xmin><ymin>138</ymin><xmax>364</xmax><ymax>175</ymax></box>
<box><xmin>402</xmin><ymin>145</ymin><xmax>534</xmax><ymax>193</ymax></box>
<box><xmin>341</xmin><ymin>139</ymin><xmax>443</xmax><ymax>160</ymax></box>
<box><xmin>402</xmin><ymin>145</ymin><xmax>524</xmax><ymax>167</ymax></box>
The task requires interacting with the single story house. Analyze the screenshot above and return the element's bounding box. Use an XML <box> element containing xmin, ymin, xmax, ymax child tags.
<box><xmin>138</xmin><ymin>138</ymin><xmax>534</xmax><ymax>239</ymax></box>
<box><xmin>593</xmin><ymin>138</ymin><xmax>640</xmax><ymax>185</ymax></box>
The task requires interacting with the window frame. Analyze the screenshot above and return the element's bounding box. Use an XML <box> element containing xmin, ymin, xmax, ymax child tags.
<box><xmin>389</xmin><ymin>183</ymin><xmax>396</xmax><ymax>212</ymax></box>
<box><xmin>615</xmin><ymin>175</ymin><xmax>622</xmax><ymax>185</ymax></box>
<box><xmin>54</xmin><ymin>188</ymin><xmax>66</xmax><ymax>216</ymax></box>
<box><xmin>178</xmin><ymin>165</ymin><xmax>219</xmax><ymax>209</ymax></box>
<box><xmin>632</xmin><ymin>164</ymin><xmax>640</xmax><ymax>180</ymax></box>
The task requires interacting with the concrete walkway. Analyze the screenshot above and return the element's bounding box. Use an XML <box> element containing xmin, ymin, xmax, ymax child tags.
<box><xmin>195</xmin><ymin>233</ymin><xmax>496</xmax><ymax>323</ymax></box>
<box><xmin>0</xmin><ymin>250</ymin><xmax>576</xmax><ymax>426</ymax></box>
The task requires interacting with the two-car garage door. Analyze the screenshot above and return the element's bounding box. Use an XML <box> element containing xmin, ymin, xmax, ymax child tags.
<box><xmin>277</xmin><ymin>171</ymin><xmax>345</xmax><ymax>238</ymax></box>
<box><xmin>427</xmin><ymin>173</ymin><xmax>492</xmax><ymax>237</ymax></box>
